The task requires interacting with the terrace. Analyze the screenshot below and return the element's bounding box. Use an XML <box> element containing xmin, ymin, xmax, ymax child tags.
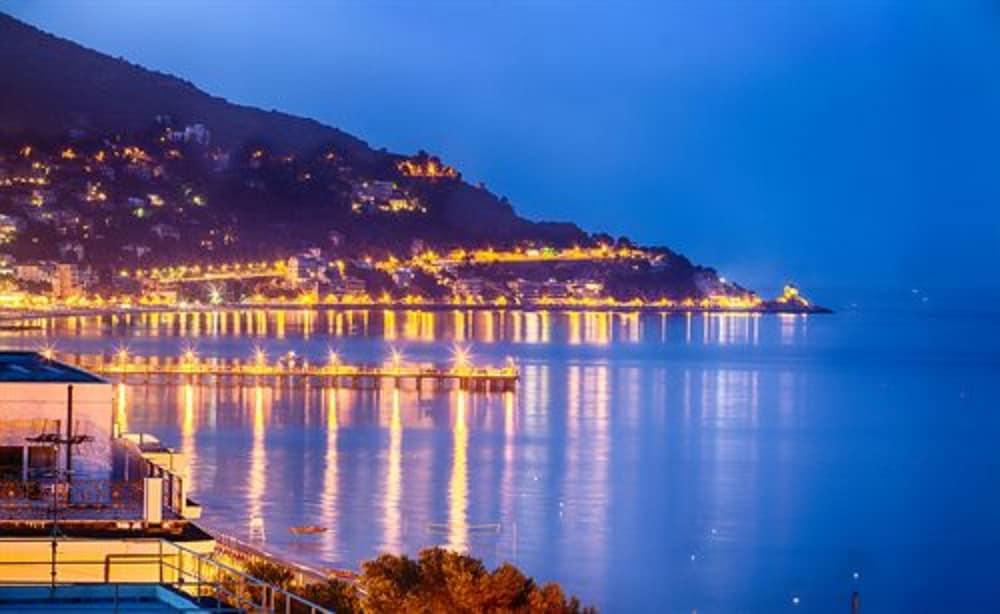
<box><xmin>0</xmin><ymin>539</ymin><xmax>330</xmax><ymax>613</ymax></box>
<box><xmin>0</xmin><ymin>352</ymin><xmax>198</xmax><ymax>531</ymax></box>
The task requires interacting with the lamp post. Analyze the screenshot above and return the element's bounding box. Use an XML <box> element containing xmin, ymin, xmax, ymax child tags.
<box><xmin>25</xmin><ymin>385</ymin><xmax>93</xmax><ymax>592</ymax></box>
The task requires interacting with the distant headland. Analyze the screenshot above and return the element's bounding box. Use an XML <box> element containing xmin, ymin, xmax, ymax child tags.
<box><xmin>0</xmin><ymin>13</ymin><xmax>827</xmax><ymax>314</ymax></box>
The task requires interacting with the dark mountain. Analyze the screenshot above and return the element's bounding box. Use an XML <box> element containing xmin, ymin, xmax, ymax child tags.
<box><xmin>0</xmin><ymin>12</ymin><xmax>593</xmax><ymax>258</ymax></box>
<box><xmin>0</xmin><ymin>12</ymin><xmax>762</xmax><ymax>307</ymax></box>
<box><xmin>0</xmin><ymin>14</ymin><xmax>372</xmax><ymax>161</ymax></box>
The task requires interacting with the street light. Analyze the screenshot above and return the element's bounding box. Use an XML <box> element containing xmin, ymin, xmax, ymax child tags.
<box><xmin>182</xmin><ymin>345</ymin><xmax>197</xmax><ymax>366</ymax></box>
<box><xmin>39</xmin><ymin>344</ymin><xmax>56</xmax><ymax>361</ymax></box>
<box><xmin>452</xmin><ymin>344</ymin><xmax>471</xmax><ymax>372</ymax></box>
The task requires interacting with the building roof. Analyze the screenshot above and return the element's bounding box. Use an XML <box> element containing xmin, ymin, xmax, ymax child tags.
<box><xmin>0</xmin><ymin>351</ymin><xmax>105</xmax><ymax>383</ymax></box>
<box><xmin>0</xmin><ymin>585</ymin><xmax>218</xmax><ymax>612</ymax></box>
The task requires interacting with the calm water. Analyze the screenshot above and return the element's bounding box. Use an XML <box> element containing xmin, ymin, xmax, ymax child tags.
<box><xmin>5</xmin><ymin>301</ymin><xmax>1000</xmax><ymax>612</ymax></box>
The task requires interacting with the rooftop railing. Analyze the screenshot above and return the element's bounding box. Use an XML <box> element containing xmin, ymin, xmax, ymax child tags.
<box><xmin>0</xmin><ymin>538</ymin><xmax>331</xmax><ymax>613</ymax></box>
<box><xmin>0</xmin><ymin>479</ymin><xmax>148</xmax><ymax>521</ymax></box>
<box><xmin>117</xmin><ymin>434</ymin><xmax>189</xmax><ymax>518</ymax></box>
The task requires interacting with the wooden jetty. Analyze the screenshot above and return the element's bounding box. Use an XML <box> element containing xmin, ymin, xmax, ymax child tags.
<box><xmin>83</xmin><ymin>360</ymin><xmax>518</xmax><ymax>392</ymax></box>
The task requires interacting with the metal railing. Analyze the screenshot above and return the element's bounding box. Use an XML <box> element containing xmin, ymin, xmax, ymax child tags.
<box><xmin>117</xmin><ymin>435</ymin><xmax>187</xmax><ymax>517</ymax></box>
<box><xmin>212</xmin><ymin>532</ymin><xmax>338</xmax><ymax>586</ymax></box>
<box><xmin>0</xmin><ymin>537</ymin><xmax>331</xmax><ymax>613</ymax></box>
<box><xmin>0</xmin><ymin>479</ymin><xmax>145</xmax><ymax>520</ymax></box>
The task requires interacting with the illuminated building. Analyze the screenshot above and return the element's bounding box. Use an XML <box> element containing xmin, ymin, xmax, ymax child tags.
<box><xmin>286</xmin><ymin>249</ymin><xmax>326</xmax><ymax>287</ymax></box>
<box><xmin>0</xmin><ymin>352</ymin><xmax>325</xmax><ymax>610</ymax></box>
<box><xmin>14</xmin><ymin>262</ymin><xmax>48</xmax><ymax>284</ymax></box>
<box><xmin>453</xmin><ymin>277</ymin><xmax>485</xmax><ymax>298</ymax></box>
<box><xmin>0</xmin><ymin>352</ymin><xmax>210</xmax><ymax>575</ymax></box>
<box><xmin>52</xmin><ymin>263</ymin><xmax>83</xmax><ymax>298</ymax></box>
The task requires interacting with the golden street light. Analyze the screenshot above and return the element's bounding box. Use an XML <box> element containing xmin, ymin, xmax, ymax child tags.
<box><xmin>253</xmin><ymin>346</ymin><xmax>267</xmax><ymax>367</ymax></box>
<box><xmin>39</xmin><ymin>344</ymin><xmax>56</xmax><ymax>361</ymax></box>
<box><xmin>452</xmin><ymin>344</ymin><xmax>471</xmax><ymax>372</ymax></box>
<box><xmin>182</xmin><ymin>345</ymin><xmax>198</xmax><ymax>367</ymax></box>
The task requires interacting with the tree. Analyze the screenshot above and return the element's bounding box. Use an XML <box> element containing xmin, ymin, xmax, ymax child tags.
<box><xmin>234</xmin><ymin>547</ymin><xmax>594</xmax><ymax>613</ymax></box>
<box><xmin>358</xmin><ymin>553</ymin><xmax>421</xmax><ymax>612</ymax></box>
<box><xmin>356</xmin><ymin>547</ymin><xmax>595</xmax><ymax>613</ymax></box>
<box><xmin>245</xmin><ymin>560</ymin><xmax>294</xmax><ymax>589</ymax></box>
<box><xmin>298</xmin><ymin>579</ymin><xmax>361</xmax><ymax>614</ymax></box>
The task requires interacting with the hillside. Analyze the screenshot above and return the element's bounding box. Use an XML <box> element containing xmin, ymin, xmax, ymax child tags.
<box><xmin>0</xmin><ymin>12</ymin><xmax>775</xmax><ymax>306</ymax></box>
<box><xmin>0</xmin><ymin>12</ymin><xmax>596</xmax><ymax>249</ymax></box>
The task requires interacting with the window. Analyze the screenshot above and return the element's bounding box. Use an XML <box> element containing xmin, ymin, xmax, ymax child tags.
<box><xmin>0</xmin><ymin>446</ymin><xmax>22</xmax><ymax>480</ymax></box>
<box><xmin>28</xmin><ymin>446</ymin><xmax>57</xmax><ymax>478</ymax></box>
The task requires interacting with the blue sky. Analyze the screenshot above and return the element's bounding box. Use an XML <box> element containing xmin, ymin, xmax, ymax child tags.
<box><xmin>5</xmin><ymin>1</ymin><xmax>999</xmax><ymax>294</ymax></box>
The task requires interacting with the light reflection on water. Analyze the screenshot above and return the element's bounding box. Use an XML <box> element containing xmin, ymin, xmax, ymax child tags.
<box><xmin>4</xmin><ymin>307</ymin><xmax>1000</xmax><ymax>611</ymax></box>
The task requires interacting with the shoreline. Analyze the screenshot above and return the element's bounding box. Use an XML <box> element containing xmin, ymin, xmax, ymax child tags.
<box><xmin>0</xmin><ymin>301</ymin><xmax>831</xmax><ymax>324</ymax></box>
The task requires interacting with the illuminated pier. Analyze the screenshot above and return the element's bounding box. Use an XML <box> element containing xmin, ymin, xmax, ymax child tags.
<box><xmin>77</xmin><ymin>350</ymin><xmax>518</xmax><ymax>392</ymax></box>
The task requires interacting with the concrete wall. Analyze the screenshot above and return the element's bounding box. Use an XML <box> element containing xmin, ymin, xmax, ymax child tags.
<box><xmin>0</xmin><ymin>382</ymin><xmax>113</xmax><ymax>477</ymax></box>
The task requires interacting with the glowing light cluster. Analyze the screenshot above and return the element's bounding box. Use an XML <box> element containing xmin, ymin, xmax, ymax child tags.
<box><xmin>397</xmin><ymin>157</ymin><xmax>458</xmax><ymax>179</ymax></box>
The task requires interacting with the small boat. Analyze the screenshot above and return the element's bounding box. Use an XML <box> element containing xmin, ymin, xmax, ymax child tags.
<box><xmin>427</xmin><ymin>522</ymin><xmax>501</xmax><ymax>534</ymax></box>
<box><xmin>289</xmin><ymin>525</ymin><xmax>328</xmax><ymax>535</ymax></box>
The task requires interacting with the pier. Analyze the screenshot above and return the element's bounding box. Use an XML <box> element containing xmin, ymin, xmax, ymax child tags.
<box><xmin>80</xmin><ymin>356</ymin><xmax>518</xmax><ymax>392</ymax></box>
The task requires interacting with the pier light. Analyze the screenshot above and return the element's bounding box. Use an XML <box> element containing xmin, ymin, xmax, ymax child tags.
<box><xmin>182</xmin><ymin>346</ymin><xmax>198</xmax><ymax>365</ymax></box>
<box><xmin>452</xmin><ymin>344</ymin><xmax>471</xmax><ymax>371</ymax></box>
<box><xmin>39</xmin><ymin>344</ymin><xmax>56</xmax><ymax>361</ymax></box>
<box><xmin>390</xmin><ymin>348</ymin><xmax>403</xmax><ymax>370</ymax></box>
<box><xmin>253</xmin><ymin>346</ymin><xmax>267</xmax><ymax>366</ymax></box>
<box><xmin>327</xmin><ymin>349</ymin><xmax>339</xmax><ymax>367</ymax></box>
<box><xmin>116</xmin><ymin>345</ymin><xmax>130</xmax><ymax>364</ymax></box>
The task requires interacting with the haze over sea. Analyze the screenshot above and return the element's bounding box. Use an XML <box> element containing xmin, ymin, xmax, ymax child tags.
<box><xmin>7</xmin><ymin>290</ymin><xmax>999</xmax><ymax>612</ymax></box>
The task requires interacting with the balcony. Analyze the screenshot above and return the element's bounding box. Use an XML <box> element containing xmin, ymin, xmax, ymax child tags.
<box><xmin>0</xmin><ymin>479</ymin><xmax>174</xmax><ymax>524</ymax></box>
<box><xmin>0</xmin><ymin>538</ymin><xmax>331</xmax><ymax>613</ymax></box>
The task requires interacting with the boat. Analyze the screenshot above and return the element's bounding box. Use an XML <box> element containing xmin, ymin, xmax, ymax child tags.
<box><xmin>427</xmin><ymin>522</ymin><xmax>501</xmax><ymax>533</ymax></box>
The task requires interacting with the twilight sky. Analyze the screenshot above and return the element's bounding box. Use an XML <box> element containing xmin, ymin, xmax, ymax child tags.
<box><xmin>5</xmin><ymin>2</ymin><xmax>999</xmax><ymax>295</ymax></box>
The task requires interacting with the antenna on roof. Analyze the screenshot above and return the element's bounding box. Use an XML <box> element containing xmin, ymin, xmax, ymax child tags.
<box><xmin>23</xmin><ymin>385</ymin><xmax>94</xmax><ymax>592</ymax></box>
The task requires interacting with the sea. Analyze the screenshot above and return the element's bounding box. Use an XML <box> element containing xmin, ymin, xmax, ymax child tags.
<box><xmin>5</xmin><ymin>289</ymin><xmax>999</xmax><ymax>612</ymax></box>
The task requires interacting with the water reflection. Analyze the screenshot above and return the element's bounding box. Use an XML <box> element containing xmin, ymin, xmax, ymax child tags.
<box><xmin>383</xmin><ymin>389</ymin><xmax>403</xmax><ymax>552</ymax></box>
<box><xmin>0</xmin><ymin>307</ymin><xmax>873</xmax><ymax>611</ymax></box>
<box><xmin>321</xmin><ymin>388</ymin><xmax>339</xmax><ymax>555</ymax></box>
<box><xmin>181</xmin><ymin>383</ymin><xmax>196</xmax><ymax>492</ymax></box>
<box><xmin>248</xmin><ymin>385</ymin><xmax>267</xmax><ymax>534</ymax></box>
<box><xmin>447</xmin><ymin>390</ymin><xmax>469</xmax><ymax>552</ymax></box>
<box><xmin>7</xmin><ymin>307</ymin><xmax>810</xmax><ymax>350</ymax></box>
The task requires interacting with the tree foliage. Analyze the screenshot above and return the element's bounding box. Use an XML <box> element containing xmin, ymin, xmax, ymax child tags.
<box><xmin>298</xmin><ymin>579</ymin><xmax>362</xmax><ymax>614</ymax></box>
<box><xmin>355</xmin><ymin>547</ymin><xmax>595</xmax><ymax>613</ymax></box>
<box><xmin>242</xmin><ymin>547</ymin><xmax>594</xmax><ymax>613</ymax></box>
<box><xmin>245</xmin><ymin>560</ymin><xmax>295</xmax><ymax>589</ymax></box>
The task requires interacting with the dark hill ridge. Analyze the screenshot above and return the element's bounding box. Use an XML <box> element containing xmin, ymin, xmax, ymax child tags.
<box><xmin>0</xmin><ymin>11</ymin><xmax>592</xmax><ymax>251</ymax></box>
<box><xmin>0</xmin><ymin>12</ymin><xmax>763</xmax><ymax>305</ymax></box>
<box><xmin>0</xmin><ymin>12</ymin><xmax>369</xmax><ymax>158</ymax></box>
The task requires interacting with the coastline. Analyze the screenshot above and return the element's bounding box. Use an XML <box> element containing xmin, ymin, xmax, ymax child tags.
<box><xmin>0</xmin><ymin>301</ymin><xmax>831</xmax><ymax>324</ymax></box>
